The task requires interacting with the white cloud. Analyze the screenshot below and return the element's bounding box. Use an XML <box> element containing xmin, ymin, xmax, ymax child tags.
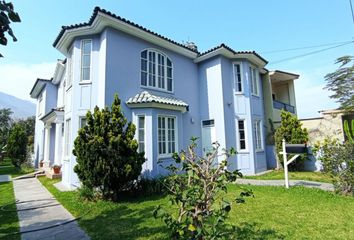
<box><xmin>0</xmin><ymin>62</ymin><xmax>56</xmax><ymax>102</ymax></box>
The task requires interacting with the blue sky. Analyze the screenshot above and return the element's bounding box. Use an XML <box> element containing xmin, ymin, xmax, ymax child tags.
<box><xmin>1</xmin><ymin>0</ymin><xmax>354</xmax><ymax>118</ymax></box>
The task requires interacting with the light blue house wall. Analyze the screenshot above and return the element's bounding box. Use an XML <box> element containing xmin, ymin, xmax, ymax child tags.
<box><xmin>31</xmin><ymin>8</ymin><xmax>285</xmax><ymax>189</ymax></box>
<box><xmin>102</xmin><ymin>27</ymin><xmax>202</xmax><ymax>176</ymax></box>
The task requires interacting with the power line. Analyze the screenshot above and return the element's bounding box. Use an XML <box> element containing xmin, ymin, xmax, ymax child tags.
<box><xmin>260</xmin><ymin>40</ymin><xmax>353</xmax><ymax>54</ymax></box>
<box><xmin>268</xmin><ymin>41</ymin><xmax>354</xmax><ymax>65</ymax></box>
<box><xmin>349</xmin><ymin>0</ymin><xmax>354</xmax><ymax>33</ymax></box>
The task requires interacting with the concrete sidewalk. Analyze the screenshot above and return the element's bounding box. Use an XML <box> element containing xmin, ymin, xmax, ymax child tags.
<box><xmin>12</xmin><ymin>178</ymin><xmax>89</xmax><ymax>240</ymax></box>
<box><xmin>236</xmin><ymin>179</ymin><xmax>334</xmax><ymax>191</ymax></box>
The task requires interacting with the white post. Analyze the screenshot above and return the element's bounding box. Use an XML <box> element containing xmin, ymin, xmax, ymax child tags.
<box><xmin>54</xmin><ymin>123</ymin><xmax>62</xmax><ymax>166</ymax></box>
<box><xmin>282</xmin><ymin>139</ymin><xmax>289</xmax><ymax>189</ymax></box>
<box><xmin>43</xmin><ymin>124</ymin><xmax>52</xmax><ymax>166</ymax></box>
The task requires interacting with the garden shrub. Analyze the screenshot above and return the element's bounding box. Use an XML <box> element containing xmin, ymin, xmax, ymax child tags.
<box><xmin>275</xmin><ymin>110</ymin><xmax>309</xmax><ymax>170</ymax></box>
<box><xmin>73</xmin><ymin>94</ymin><xmax>146</xmax><ymax>201</ymax></box>
<box><xmin>153</xmin><ymin>138</ymin><xmax>252</xmax><ymax>240</ymax></box>
<box><xmin>314</xmin><ymin>137</ymin><xmax>354</xmax><ymax>196</ymax></box>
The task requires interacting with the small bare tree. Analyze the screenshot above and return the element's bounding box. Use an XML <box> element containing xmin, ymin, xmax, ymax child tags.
<box><xmin>154</xmin><ymin>138</ymin><xmax>252</xmax><ymax>240</ymax></box>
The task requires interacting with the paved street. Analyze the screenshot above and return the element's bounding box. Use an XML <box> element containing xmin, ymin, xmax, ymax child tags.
<box><xmin>236</xmin><ymin>178</ymin><xmax>334</xmax><ymax>191</ymax></box>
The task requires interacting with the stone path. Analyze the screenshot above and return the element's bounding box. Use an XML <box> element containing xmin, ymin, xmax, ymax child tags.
<box><xmin>0</xmin><ymin>174</ymin><xmax>11</xmax><ymax>182</ymax></box>
<box><xmin>236</xmin><ymin>179</ymin><xmax>334</xmax><ymax>191</ymax></box>
<box><xmin>12</xmin><ymin>178</ymin><xmax>89</xmax><ymax>240</ymax></box>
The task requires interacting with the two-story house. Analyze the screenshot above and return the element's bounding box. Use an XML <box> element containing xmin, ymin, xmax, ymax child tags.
<box><xmin>30</xmin><ymin>7</ymin><xmax>299</xmax><ymax>189</ymax></box>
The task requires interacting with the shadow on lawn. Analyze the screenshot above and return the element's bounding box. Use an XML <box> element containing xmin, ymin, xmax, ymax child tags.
<box><xmin>79</xmin><ymin>201</ymin><xmax>168</xmax><ymax>239</ymax></box>
<box><xmin>235</xmin><ymin>222</ymin><xmax>284</xmax><ymax>240</ymax></box>
<box><xmin>0</xmin><ymin>182</ymin><xmax>20</xmax><ymax>240</ymax></box>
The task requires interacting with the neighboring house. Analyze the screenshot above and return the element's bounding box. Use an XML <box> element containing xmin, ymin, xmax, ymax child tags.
<box><xmin>298</xmin><ymin>109</ymin><xmax>354</xmax><ymax>171</ymax></box>
<box><xmin>30</xmin><ymin>7</ymin><xmax>299</xmax><ymax>189</ymax></box>
<box><xmin>300</xmin><ymin>109</ymin><xmax>354</xmax><ymax>144</ymax></box>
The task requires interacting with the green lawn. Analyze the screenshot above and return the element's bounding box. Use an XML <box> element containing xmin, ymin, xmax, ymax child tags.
<box><xmin>0</xmin><ymin>158</ymin><xmax>34</xmax><ymax>178</ymax></box>
<box><xmin>244</xmin><ymin>170</ymin><xmax>333</xmax><ymax>183</ymax></box>
<box><xmin>0</xmin><ymin>158</ymin><xmax>27</xmax><ymax>240</ymax></box>
<box><xmin>39</xmin><ymin>177</ymin><xmax>354</xmax><ymax>240</ymax></box>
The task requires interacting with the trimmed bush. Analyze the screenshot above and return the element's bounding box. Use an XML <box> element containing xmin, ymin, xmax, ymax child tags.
<box><xmin>73</xmin><ymin>94</ymin><xmax>145</xmax><ymax>201</ymax></box>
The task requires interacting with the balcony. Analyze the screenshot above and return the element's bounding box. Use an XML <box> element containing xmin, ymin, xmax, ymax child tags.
<box><xmin>273</xmin><ymin>100</ymin><xmax>295</xmax><ymax>114</ymax></box>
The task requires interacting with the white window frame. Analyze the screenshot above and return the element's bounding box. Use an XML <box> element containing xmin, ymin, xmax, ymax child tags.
<box><xmin>38</xmin><ymin>94</ymin><xmax>43</xmax><ymax>117</ymax></box>
<box><xmin>250</xmin><ymin>65</ymin><xmax>259</xmax><ymax>96</ymax></box>
<box><xmin>137</xmin><ymin>115</ymin><xmax>146</xmax><ymax>154</ymax></box>
<box><xmin>254</xmin><ymin>119</ymin><xmax>263</xmax><ymax>151</ymax></box>
<box><xmin>141</xmin><ymin>49</ymin><xmax>173</xmax><ymax>93</ymax></box>
<box><xmin>233</xmin><ymin>62</ymin><xmax>243</xmax><ymax>94</ymax></box>
<box><xmin>236</xmin><ymin>119</ymin><xmax>247</xmax><ymax>152</ymax></box>
<box><xmin>66</xmin><ymin>47</ymin><xmax>73</xmax><ymax>90</ymax></box>
<box><xmin>157</xmin><ymin>115</ymin><xmax>178</xmax><ymax>158</ymax></box>
<box><xmin>80</xmin><ymin>39</ymin><xmax>92</xmax><ymax>82</ymax></box>
<box><xmin>64</xmin><ymin>118</ymin><xmax>71</xmax><ymax>158</ymax></box>
<box><xmin>79</xmin><ymin>116</ymin><xmax>87</xmax><ymax>129</ymax></box>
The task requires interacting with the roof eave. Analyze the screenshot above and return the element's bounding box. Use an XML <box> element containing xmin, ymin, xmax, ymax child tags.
<box><xmin>52</xmin><ymin>61</ymin><xmax>66</xmax><ymax>85</ymax></box>
<box><xmin>126</xmin><ymin>102</ymin><xmax>188</xmax><ymax>113</ymax></box>
<box><xmin>55</xmin><ymin>11</ymin><xmax>198</xmax><ymax>59</ymax></box>
<box><xmin>194</xmin><ymin>47</ymin><xmax>267</xmax><ymax>67</ymax></box>
<box><xmin>30</xmin><ymin>79</ymin><xmax>48</xmax><ymax>99</ymax></box>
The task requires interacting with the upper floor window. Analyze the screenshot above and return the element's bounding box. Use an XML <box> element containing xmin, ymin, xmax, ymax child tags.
<box><xmin>233</xmin><ymin>63</ymin><xmax>242</xmax><ymax>93</ymax></box>
<box><xmin>38</xmin><ymin>94</ymin><xmax>44</xmax><ymax>116</ymax></box>
<box><xmin>81</xmin><ymin>40</ymin><xmax>92</xmax><ymax>81</ymax></box>
<box><xmin>250</xmin><ymin>66</ymin><xmax>259</xmax><ymax>96</ymax></box>
<box><xmin>141</xmin><ymin>49</ymin><xmax>173</xmax><ymax>92</ymax></box>
<box><xmin>67</xmin><ymin>47</ymin><xmax>73</xmax><ymax>88</ymax></box>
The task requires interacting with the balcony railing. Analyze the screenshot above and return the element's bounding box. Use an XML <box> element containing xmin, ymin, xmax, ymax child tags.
<box><xmin>273</xmin><ymin>100</ymin><xmax>295</xmax><ymax>114</ymax></box>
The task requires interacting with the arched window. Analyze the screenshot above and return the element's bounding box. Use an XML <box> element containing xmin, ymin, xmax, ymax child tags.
<box><xmin>141</xmin><ymin>49</ymin><xmax>173</xmax><ymax>92</ymax></box>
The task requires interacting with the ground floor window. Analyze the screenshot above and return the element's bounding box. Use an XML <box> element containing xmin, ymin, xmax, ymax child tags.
<box><xmin>64</xmin><ymin>119</ymin><xmax>71</xmax><ymax>157</ymax></box>
<box><xmin>138</xmin><ymin>115</ymin><xmax>145</xmax><ymax>153</ymax></box>
<box><xmin>237</xmin><ymin>119</ymin><xmax>246</xmax><ymax>150</ymax></box>
<box><xmin>158</xmin><ymin>116</ymin><xmax>176</xmax><ymax>155</ymax></box>
<box><xmin>254</xmin><ymin>119</ymin><xmax>263</xmax><ymax>151</ymax></box>
<box><xmin>79</xmin><ymin>117</ymin><xmax>87</xmax><ymax>128</ymax></box>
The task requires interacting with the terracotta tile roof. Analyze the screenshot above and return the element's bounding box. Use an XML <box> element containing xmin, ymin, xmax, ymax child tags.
<box><xmin>126</xmin><ymin>91</ymin><xmax>188</xmax><ymax>107</ymax></box>
<box><xmin>53</xmin><ymin>7</ymin><xmax>199</xmax><ymax>53</ymax></box>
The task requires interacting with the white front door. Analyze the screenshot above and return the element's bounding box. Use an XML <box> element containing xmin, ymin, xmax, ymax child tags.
<box><xmin>202</xmin><ymin>120</ymin><xmax>216</xmax><ymax>156</ymax></box>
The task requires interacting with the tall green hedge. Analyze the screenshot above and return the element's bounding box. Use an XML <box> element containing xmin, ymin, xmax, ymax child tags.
<box><xmin>73</xmin><ymin>94</ymin><xmax>145</xmax><ymax>201</ymax></box>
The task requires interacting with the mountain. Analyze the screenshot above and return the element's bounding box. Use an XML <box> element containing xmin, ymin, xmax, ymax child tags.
<box><xmin>0</xmin><ymin>91</ymin><xmax>36</xmax><ymax>119</ymax></box>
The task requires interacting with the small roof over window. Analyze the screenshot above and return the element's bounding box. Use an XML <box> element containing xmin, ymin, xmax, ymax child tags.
<box><xmin>126</xmin><ymin>91</ymin><xmax>188</xmax><ymax>112</ymax></box>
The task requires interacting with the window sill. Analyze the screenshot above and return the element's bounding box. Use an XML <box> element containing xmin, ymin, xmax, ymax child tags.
<box><xmin>251</xmin><ymin>94</ymin><xmax>260</xmax><ymax>98</ymax></box>
<box><xmin>234</xmin><ymin>91</ymin><xmax>244</xmax><ymax>95</ymax></box>
<box><xmin>79</xmin><ymin>80</ymin><xmax>92</xmax><ymax>85</ymax></box>
<box><xmin>255</xmin><ymin>149</ymin><xmax>264</xmax><ymax>153</ymax></box>
<box><xmin>141</xmin><ymin>85</ymin><xmax>173</xmax><ymax>94</ymax></box>
<box><xmin>237</xmin><ymin>150</ymin><xmax>249</xmax><ymax>154</ymax></box>
<box><xmin>157</xmin><ymin>154</ymin><xmax>174</xmax><ymax>160</ymax></box>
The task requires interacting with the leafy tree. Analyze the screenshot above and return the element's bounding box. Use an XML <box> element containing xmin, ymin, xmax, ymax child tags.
<box><xmin>313</xmin><ymin>138</ymin><xmax>354</xmax><ymax>196</ymax></box>
<box><xmin>324</xmin><ymin>56</ymin><xmax>354</xmax><ymax>112</ymax></box>
<box><xmin>73</xmin><ymin>94</ymin><xmax>145</xmax><ymax>201</ymax></box>
<box><xmin>7</xmin><ymin>123</ymin><xmax>27</xmax><ymax>168</ymax></box>
<box><xmin>154</xmin><ymin>139</ymin><xmax>252</xmax><ymax>240</ymax></box>
<box><xmin>17</xmin><ymin>116</ymin><xmax>35</xmax><ymax>152</ymax></box>
<box><xmin>0</xmin><ymin>108</ymin><xmax>12</xmax><ymax>147</ymax></box>
<box><xmin>0</xmin><ymin>1</ymin><xmax>21</xmax><ymax>57</ymax></box>
<box><xmin>275</xmin><ymin>110</ymin><xmax>309</xmax><ymax>170</ymax></box>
